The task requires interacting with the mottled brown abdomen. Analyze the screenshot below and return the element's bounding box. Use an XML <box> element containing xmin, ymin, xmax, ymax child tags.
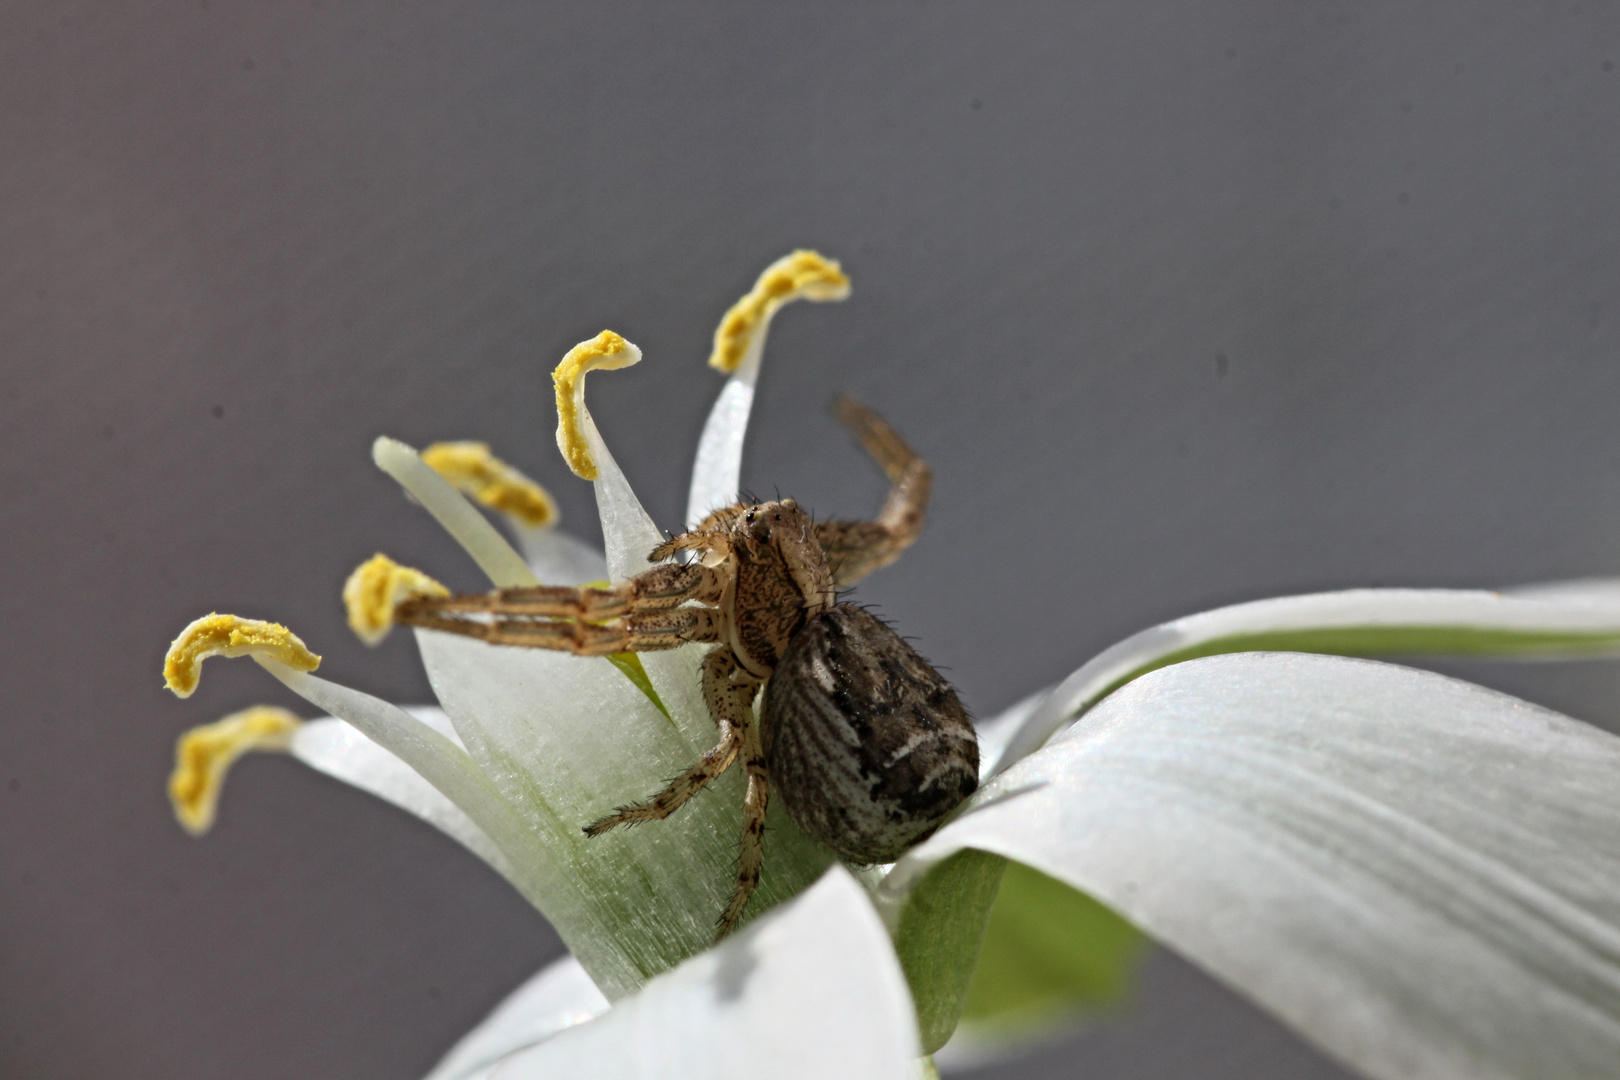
<box><xmin>761</xmin><ymin>604</ymin><xmax>979</xmax><ymax>864</ymax></box>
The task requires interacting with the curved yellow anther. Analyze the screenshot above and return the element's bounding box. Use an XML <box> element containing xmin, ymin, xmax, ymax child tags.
<box><xmin>163</xmin><ymin>614</ymin><xmax>321</xmax><ymax>698</ymax></box>
<box><xmin>169</xmin><ymin>705</ymin><xmax>302</xmax><ymax>836</ymax></box>
<box><xmin>343</xmin><ymin>554</ymin><xmax>450</xmax><ymax>645</ymax></box>
<box><xmin>422</xmin><ymin>442</ymin><xmax>559</xmax><ymax>529</ymax></box>
<box><xmin>709</xmin><ymin>250</ymin><xmax>850</xmax><ymax>375</ymax></box>
<box><xmin>553</xmin><ymin>329</ymin><xmax>642</xmax><ymax>480</ymax></box>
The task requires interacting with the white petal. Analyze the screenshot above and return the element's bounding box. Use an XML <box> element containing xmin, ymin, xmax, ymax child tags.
<box><xmin>996</xmin><ymin>588</ymin><xmax>1620</xmax><ymax>773</ymax></box>
<box><xmin>423</xmin><ymin>954</ymin><xmax>609</xmax><ymax>1080</ymax></box>
<box><xmin>415</xmin><ymin>629</ymin><xmax>835</xmax><ymax>1000</ymax></box>
<box><xmin>971</xmin><ymin>688</ymin><xmax>1052</xmax><ymax>784</ymax></box>
<box><xmin>580</xmin><ymin>418</ymin><xmax>713</xmax><ymax>744</ymax></box>
<box><xmin>372</xmin><ymin>437</ymin><xmax>538</xmax><ymax>588</ymax></box>
<box><xmin>1502</xmin><ymin>577</ymin><xmax>1620</xmax><ymax>606</ymax></box>
<box><xmin>289</xmin><ymin>709</ymin><xmax>514</xmax><ymax>879</ymax></box>
<box><xmin>491</xmin><ymin>867</ymin><xmax>920</xmax><ymax>1080</ymax></box>
<box><xmin>686</xmin><ymin>376</ymin><xmax>755</xmax><ymax>529</ymax></box>
<box><xmin>252</xmin><ymin>657</ymin><xmax>554</xmax><ymax>914</ymax></box>
<box><xmin>582</xmin><ymin>421</ymin><xmax>663</xmax><ymax>582</ymax></box>
<box><xmin>886</xmin><ymin>652</ymin><xmax>1620</xmax><ymax>1080</ymax></box>
<box><xmin>513</xmin><ymin>526</ymin><xmax>609</xmax><ymax>586</ymax></box>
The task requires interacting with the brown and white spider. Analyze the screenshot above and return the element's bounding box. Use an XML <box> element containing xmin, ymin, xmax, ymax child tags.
<box><xmin>394</xmin><ymin>396</ymin><xmax>979</xmax><ymax>935</ymax></box>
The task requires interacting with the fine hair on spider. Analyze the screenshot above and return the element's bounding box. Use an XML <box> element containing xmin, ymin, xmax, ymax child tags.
<box><xmin>397</xmin><ymin>395</ymin><xmax>980</xmax><ymax>937</ymax></box>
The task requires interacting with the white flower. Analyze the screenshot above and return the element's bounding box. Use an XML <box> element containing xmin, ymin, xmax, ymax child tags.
<box><xmin>162</xmin><ymin>252</ymin><xmax>1620</xmax><ymax>1080</ymax></box>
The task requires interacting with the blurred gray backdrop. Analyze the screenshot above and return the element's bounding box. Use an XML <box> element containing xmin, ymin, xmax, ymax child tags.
<box><xmin>4</xmin><ymin>3</ymin><xmax>1619</xmax><ymax>1078</ymax></box>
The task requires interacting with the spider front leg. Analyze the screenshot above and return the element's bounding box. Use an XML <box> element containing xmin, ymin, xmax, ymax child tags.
<box><xmin>419</xmin><ymin>561</ymin><xmax>720</xmax><ymax>620</ymax></box>
<box><xmin>396</xmin><ymin>603</ymin><xmax>721</xmax><ymax>656</ymax></box>
<box><xmin>583</xmin><ymin>648</ymin><xmax>761</xmax><ymax>838</ymax></box>
<box><xmin>814</xmin><ymin>395</ymin><xmax>933</xmax><ymax>588</ymax></box>
<box><xmin>395</xmin><ymin>561</ymin><xmax>725</xmax><ymax>655</ymax></box>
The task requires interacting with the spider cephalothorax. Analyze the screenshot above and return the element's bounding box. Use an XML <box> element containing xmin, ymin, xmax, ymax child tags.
<box><xmin>396</xmin><ymin>396</ymin><xmax>979</xmax><ymax>934</ymax></box>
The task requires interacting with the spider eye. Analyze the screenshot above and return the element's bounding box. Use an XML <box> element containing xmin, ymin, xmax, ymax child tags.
<box><xmin>745</xmin><ymin>510</ymin><xmax>756</xmax><ymax>523</ymax></box>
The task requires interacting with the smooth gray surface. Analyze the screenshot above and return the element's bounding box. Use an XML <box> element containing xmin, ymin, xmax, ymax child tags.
<box><xmin>3</xmin><ymin>3</ymin><xmax>1617</xmax><ymax>1078</ymax></box>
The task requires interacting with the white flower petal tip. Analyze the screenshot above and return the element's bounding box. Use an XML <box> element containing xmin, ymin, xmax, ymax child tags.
<box><xmin>709</xmin><ymin>250</ymin><xmax>850</xmax><ymax>380</ymax></box>
<box><xmin>342</xmin><ymin>553</ymin><xmax>449</xmax><ymax>646</ymax></box>
<box><xmin>162</xmin><ymin>613</ymin><xmax>320</xmax><ymax>698</ymax></box>
<box><xmin>552</xmin><ymin>330</ymin><xmax>642</xmax><ymax>482</ymax></box>
<box><xmin>288</xmin><ymin>710</ymin><xmax>515</xmax><ymax>878</ymax></box>
<box><xmin>891</xmin><ymin>652</ymin><xmax>1620</xmax><ymax>1080</ymax></box>
<box><xmin>422</xmin><ymin>441</ymin><xmax>560</xmax><ymax>531</ymax></box>
<box><xmin>168</xmin><ymin>705</ymin><xmax>301</xmax><ymax>835</ymax></box>
<box><xmin>423</xmin><ymin>955</ymin><xmax>609</xmax><ymax>1080</ymax></box>
<box><xmin>248</xmin><ymin>656</ymin><xmax>548</xmax><ymax>917</ymax></box>
<box><xmin>994</xmin><ymin>587</ymin><xmax>1620</xmax><ymax>774</ymax></box>
<box><xmin>1503</xmin><ymin>576</ymin><xmax>1620</xmax><ymax>606</ymax></box>
<box><xmin>687</xmin><ymin>250</ymin><xmax>849</xmax><ymax>527</ymax></box>
<box><xmin>488</xmin><ymin>867</ymin><xmax>919</xmax><ymax>1080</ymax></box>
<box><xmin>372</xmin><ymin>436</ymin><xmax>539</xmax><ymax>589</ymax></box>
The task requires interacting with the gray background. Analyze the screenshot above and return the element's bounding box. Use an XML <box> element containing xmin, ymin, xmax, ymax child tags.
<box><xmin>3</xmin><ymin>3</ymin><xmax>1619</xmax><ymax>1078</ymax></box>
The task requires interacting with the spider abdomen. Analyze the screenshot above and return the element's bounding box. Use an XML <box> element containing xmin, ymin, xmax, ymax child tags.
<box><xmin>761</xmin><ymin>604</ymin><xmax>979</xmax><ymax>864</ymax></box>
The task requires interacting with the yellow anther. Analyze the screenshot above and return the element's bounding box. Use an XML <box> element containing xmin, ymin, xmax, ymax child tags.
<box><xmin>422</xmin><ymin>441</ymin><xmax>559</xmax><ymax>529</ymax></box>
<box><xmin>553</xmin><ymin>329</ymin><xmax>642</xmax><ymax>480</ymax></box>
<box><xmin>163</xmin><ymin>614</ymin><xmax>321</xmax><ymax>698</ymax></box>
<box><xmin>169</xmin><ymin>705</ymin><xmax>302</xmax><ymax>835</ymax></box>
<box><xmin>709</xmin><ymin>250</ymin><xmax>850</xmax><ymax>375</ymax></box>
<box><xmin>343</xmin><ymin>554</ymin><xmax>450</xmax><ymax>645</ymax></box>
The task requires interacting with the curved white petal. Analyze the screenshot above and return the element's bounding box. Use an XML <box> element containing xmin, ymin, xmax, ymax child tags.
<box><xmin>373</xmin><ymin>437</ymin><xmax>538</xmax><ymax>588</ymax></box>
<box><xmin>415</xmin><ymin>628</ymin><xmax>834</xmax><ymax>1000</ymax></box>
<box><xmin>582</xmin><ymin>421</ymin><xmax>663</xmax><ymax>582</ymax></box>
<box><xmin>423</xmin><ymin>954</ymin><xmax>609</xmax><ymax>1080</ymax></box>
<box><xmin>1502</xmin><ymin>576</ymin><xmax>1620</xmax><ymax>606</ymax></box>
<box><xmin>251</xmin><ymin>657</ymin><xmax>554</xmax><ymax>914</ymax></box>
<box><xmin>581</xmin><ymin>418</ymin><xmax>711</xmax><ymax>734</ymax></box>
<box><xmin>886</xmin><ymin>652</ymin><xmax>1620</xmax><ymax>1080</ymax></box>
<box><xmin>513</xmin><ymin>526</ymin><xmax>609</xmax><ymax>586</ymax></box>
<box><xmin>490</xmin><ymin>867</ymin><xmax>920</xmax><ymax>1080</ymax></box>
<box><xmin>686</xmin><ymin>377</ymin><xmax>755</xmax><ymax>529</ymax></box>
<box><xmin>289</xmin><ymin>709</ymin><xmax>513</xmax><ymax>879</ymax></box>
<box><xmin>996</xmin><ymin>588</ymin><xmax>1620</xmax><ymax>773</ymax></box>
<box><xmin>971</xmin><ymin>688</ymin><xmax>1052</xmax><ymax>784</ymax></box>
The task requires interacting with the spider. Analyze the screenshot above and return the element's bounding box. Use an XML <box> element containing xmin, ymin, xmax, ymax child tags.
<box><xmin>395</xmin><ymin>396</ymin><xmax>979</xmax><ymax>935</ymax></box>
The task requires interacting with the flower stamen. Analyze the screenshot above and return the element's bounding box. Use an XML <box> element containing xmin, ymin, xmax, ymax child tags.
<box><xmin>163</xmin><ymin>614</ymin><xmax>321</xmax><ymax>698</ymax></box>
<box><xmin>343</xmin><ymin>554</ymin><xmax>451</xmax><ymax>645</ymax></box>
<box><xmin>553</xmin><ymin>330</ymin><xmax>642</xmax><ymax>481</ymax></box>
<box><xmin>422</xmin><ymin>442</ymin><xmax>559</xmax><ymax>530</ymax></box>
<box><xmin>708</xmin><ymin>250</ymin><xmax>849</xmax><ymax>378</ymax></box>
<box><xmin>169</xmin><ymin>705</ymin><xmax>302</xmax><ymax>835</ymax></box>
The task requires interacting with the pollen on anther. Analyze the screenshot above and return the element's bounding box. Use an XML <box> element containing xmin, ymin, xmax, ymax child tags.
<box><xmin>163</xmin><ymin>614</ymin><xmax>321</xmax><ymax>698</ymax></box>
<box><xmin>169</xmin><ymin>705</ymin><xmax>302</xmax><ymax>835</ymax></box>
<box><xmin>422</xmin><ymin>441</ymin><xmax>559</xmax><ymax>529</ymax></box>
<box><xmin>343</xmin><ymin>554</ymin><xmax>450</xmax><ymax>645</ymax></box>
<box><xmin>709</xmin><ymin>250</ymin><xmax>850</xmax><ymax>375</ymax></box>
<box><xmin>553</xmin><ymin>330</ymin><xmax>642</xmax><ymax>481</ymax></box>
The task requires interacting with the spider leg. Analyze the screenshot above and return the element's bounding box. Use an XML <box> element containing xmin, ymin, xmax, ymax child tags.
<box><xmin>814</xmin><ymin>395</ymin><xmax>932</xmax><ymax>588</ymax></box>
<box><xmin>396</xmin><ymin>605</ymin><xmax>722</xmax><ymax>656</ymax></box>
<box><xmin>718</xmin><ymin>714</ymin><xmax>769</xmax><ymax>939</ymax></box>
<box><xmin>583</xmin><ymin>648</ymin><xmax>758</xmax><ymax>834</ymax></box>
<box><xmin>649</xmin><ymin>528</ymin><xmax>734</xmax><ymax>564</ymax></box>
<box><xmin>417</xmin><ymin>562</ymin><xmax>720</xmax><ymax>621</ymax></box>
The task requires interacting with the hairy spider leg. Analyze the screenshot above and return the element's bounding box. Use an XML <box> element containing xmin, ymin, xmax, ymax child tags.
<box><xmin>813</xmin><ymin>395</ymin><xmax>932</xmax><ymax>588</ymax></box>
<box><xmin>649</xmin><ymin>527</ymin><xmax>734</xmax><ymax>564</ymax></box>
<box><xmin>414</xmin><ymin>562</ymin><xmax>720</xmax><ymax>620</ymax></box>
<box><xmin>582</xmin><ymin>648</ymin><xmax>760</xmax><ymax>837</ymax></box>
<box><xmin>396</xmin><ymin>604</ymin><xmax>722</xmax><ymax>656</ymax></box>
<box><xmin>720</xmin><ymin>714</ymin><xmax>771</xmax><ymax>937</ymax></box>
